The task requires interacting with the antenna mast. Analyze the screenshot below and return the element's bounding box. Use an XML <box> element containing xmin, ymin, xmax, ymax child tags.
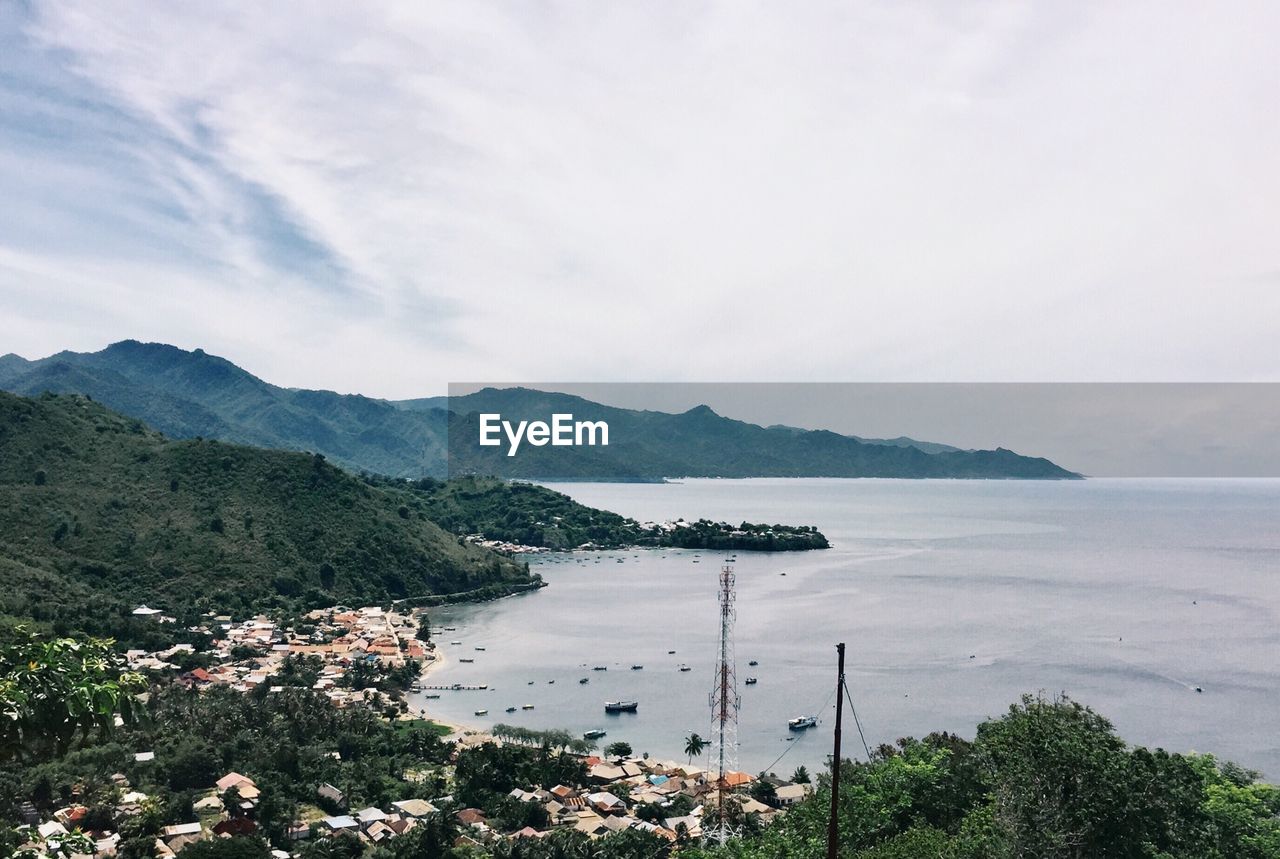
<box><xmin>706</xmin><ymin>564</ymin><xmax>741</xmax><ymax>845</ymax></box>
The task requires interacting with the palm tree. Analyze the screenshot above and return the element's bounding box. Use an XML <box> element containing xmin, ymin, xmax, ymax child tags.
<box><xmin>684</xmin><ymin>732</ymin><xmax>707</xmax><ymax>763</ymax></box>
<box><xmin>792</xmin><ymin>764</ymin><xmax>811</xmax><ymax>784</ymax></box>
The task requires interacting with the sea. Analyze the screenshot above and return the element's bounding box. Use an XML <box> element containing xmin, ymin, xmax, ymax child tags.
<box><xmin>410</xmin><ymin>478</ymin><xmax>1280</xmax><ymax>779</ymax></box>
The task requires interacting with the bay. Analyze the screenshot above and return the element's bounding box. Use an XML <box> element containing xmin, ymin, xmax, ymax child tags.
<box><xmin>412</xmin><ymin>478</ymin><xmax>1280</xmax><ymax>779</ymax></box>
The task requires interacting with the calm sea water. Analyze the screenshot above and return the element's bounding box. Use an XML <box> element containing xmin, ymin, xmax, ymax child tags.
<box><xmin>412</xmin><ymin>479</ymin><xmax>1280</xmax><ymax>779</ymax></box>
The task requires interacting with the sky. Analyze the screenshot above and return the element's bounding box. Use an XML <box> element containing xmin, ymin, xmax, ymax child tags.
<box><xmin>2</xmin><ymin>2</ymin><xmax>1278</xmax><ymax>398</ymax></box>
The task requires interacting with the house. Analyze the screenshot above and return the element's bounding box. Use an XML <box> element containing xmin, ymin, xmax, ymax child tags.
<box><xmin>774</xmin><ymin>783</ymin><xmax>812</xmax><ymax>807</ymax></box>
<box><xmin>455</xmin><ymin>808</ymin><xmax>487</xmax><ymax>828</ymax></box>
<box><xmin>215</xmin><ymin>772</ymin><xmax>255</xmax><ymax>793</ymax></box>
<box><xmin>212</xmin><ymin>819</ymin><xmax>257</xmax><ymax>837</ymax></box>
<box><xmin>585</xmin><ymin>792</ymin><xmax>626</xmax><ymax>815</ymax></box>
<box><xmin>320</xmin><ymin>816</ymin><xmax>359</xmax><ymax>834</ymax></box>
<box><xmin>391</xmin><ymin>799</ymin><xmax>436</xmax><ymax>818</ymax></box>
<box><xmin>161</xmin><ymin>822</ymin><xmax>204</xmax><ymax>840</ymax></box>
<box><xmin>364</xmin><ymin>821</ymin><xmax>396</xmax><ymax>843</ymax></box>
<box><xmin>588</xmin><ymin>763</ymin><xmax>626</xmax><ymax>784</ymax></box>
<box><xmin>355</xmin><ymin>807</ymin><xmax>387</xmax><ymax>827</ymax></box>
<box><xmin>134</xmin><ymin>751</ymin><xmax>156</xmax><ymax>763</ymax></box>
<box><xmin>317</xmin><ymin>783</ymin><xmax>346</xmax><ymax>808</ymax></box>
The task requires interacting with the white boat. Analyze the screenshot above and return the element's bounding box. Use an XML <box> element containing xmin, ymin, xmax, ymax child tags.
<box><xmin>475</xmin><ymin>709</ymin><xmax>488</xmax><ymax>716</ymax></box>
<box><xmin>788</xmin><ymin>715</ymin><xmax>818</xmax><ymax>730</ymax></box>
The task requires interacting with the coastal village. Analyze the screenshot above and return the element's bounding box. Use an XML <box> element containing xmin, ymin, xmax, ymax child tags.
<box><xmin>15</xmin><ymin>602</ymin><xmax>814</xmax><ymax>857</ymax></box>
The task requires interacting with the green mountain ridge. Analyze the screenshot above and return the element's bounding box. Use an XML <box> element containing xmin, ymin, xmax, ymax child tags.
<box><xmin>0</xmin><ymin>391</ymin><xmax>534</xmax><ymax>642</ymax></box>
<box><xmin>0</xmin><ymin>342</ymin><xmax>1080</xmax><ymax>480</ymax></box>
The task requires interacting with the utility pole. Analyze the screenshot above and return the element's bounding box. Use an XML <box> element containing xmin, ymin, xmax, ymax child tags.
<box><xmin>706</xmin><ymin>565</ymin><xmax>741</xmax><ymax>846</ymax></box>
<box><xmin>826</xmin><ymin>642</ymin><xmax>845</xmax><ymax>859</ymax></box>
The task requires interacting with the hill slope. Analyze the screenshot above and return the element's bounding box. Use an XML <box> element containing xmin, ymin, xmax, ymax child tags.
<box><xmin>0</xmin><ymin>342</ymin><xmax>1078</xmax><ymax>479</ymax></box>
<box><xmin>0</xmin><ymin>392</ymin><xmax>534</xmax><ymax>641</ymax></box>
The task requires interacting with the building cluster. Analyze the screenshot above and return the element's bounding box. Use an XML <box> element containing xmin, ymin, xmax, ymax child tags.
<box><xmin>124</xmin><ymin>605</ymin><xmax>431</xmax><ymax>708</ymax></box>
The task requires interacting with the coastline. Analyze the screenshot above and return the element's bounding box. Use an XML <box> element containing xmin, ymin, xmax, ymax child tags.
<box><xmin>408</xmin><ymin>638</ymin><xmax>485</xmax><ymax>738</ymax></box>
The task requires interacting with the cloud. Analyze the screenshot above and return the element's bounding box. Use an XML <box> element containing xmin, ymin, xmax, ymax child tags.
<box><xmin>2</xmin><ymin>1</ymin><xmax>1278</xmax><ymax>395</ymax></box>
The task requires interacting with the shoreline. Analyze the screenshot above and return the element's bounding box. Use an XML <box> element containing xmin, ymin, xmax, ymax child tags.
<box><xmin>408</xmin><ymin>637</ymin><xmax>485</xmax><ymax>738</ymax></box>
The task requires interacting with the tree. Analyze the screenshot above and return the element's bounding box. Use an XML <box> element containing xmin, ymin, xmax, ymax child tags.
<box><xmin>415</xmin><ymin>613</ymin><xmax>431</xmax><ymax>643</ymax></box>
<box><xmin>0</xmin><ymin>627</ymin><xmax>144</xmax><ymax>762</ymax></box>
<box><xmin>684</xmin><ymin>733</ymin><xmax>706</xmax><ymax>763</ymax></box>
<box><xmin>791</xmin><ymin>765</ymin><xmax>810</xmax><ymax>784</ymax></box>
<box><xmin>604</xmin><ymin>741</ymin><xmax>632</xmax><ymax>758</ymax></box>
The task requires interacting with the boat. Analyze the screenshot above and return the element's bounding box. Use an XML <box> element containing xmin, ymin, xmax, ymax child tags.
<box><xmin>522</xmin><ymin>704</ymin><xmax>535</xmax><ymax>710</ymax></box>
<box><xmin>748</xmin><ymin>660</ymin><xmax>759</xmax><ymax>666</ymax></box>
<box><xmin>410</xmin><ymin>682</ymin><xmax>422</xmax><ymax>691</ymax></box>
<box><xmin>459</xmin><ymin>658</ymin><xmax>474</xmax><ymax>663</ymax></box>
<box><xmin>678</xmin><ymin>665</ymin><xmax>691</xmax><ymax>672</ymax></box>
<box><xmin>424</xmin><ymin>694</ymin><xmax>440</xmax><ymax>699</ymax></box>
<box><xmin>631</xmin><ymin>665</ymin><xmax>644</xmax><ymax>670</ymax></box>
<box><xmin>592</xmin><ymin>666</ymin><xmax>608</xmax><ymax>671</ymax></box>
<box><xmin>583</xmin><ymin>729</ymin><xmax>607</xmax><ymax>740</ymax></box>
<box><xmin>450</xmin><ymin>640</ymin><xmax>462</xmax><ymax>645</ymax></box>
<box><xmin>548</xmin><ymin>680</ymin><xmax>555</xmax><ymax>684</ymax></box>
<box><xmin>475</xmin><ymin>709</ymin><xmax>488</xmax><ymax>716</ymax></box>
<box><xmin>505</xmin><ymin>706</ymin><xmax>517</xmax><ymax>713</ymax></box>
<box><xmin>604</xmin><ymin>701</ymin><xmax>639</xmax><ymax>713</ymax></box>
<box><xmin>788</xmin><ymin>715</ymin><xmax>818</xmax><ymax>730</ymax></box>
<box><xmin>579</xmin><ymin>678</ymin><xmax>589</xmax><ymax>684</ymax></box>
<box><xmin>668</xmin><ymin>650</ymin><xmax>676</xmax><ymax>654</ymax></box>
<box><xmin>527</xmin><ymin>681</ymin><xmax>534</xmax><ymax>685</ymax></box>
<box><xmin>475</xmin><ymin>646</ymin><xmax>486</xmax><ymax>651</ymax></box>
<box><xmin>745</xmin><ymin>677</ymin><xmax>758</xmax><ymax>685</ymax></box>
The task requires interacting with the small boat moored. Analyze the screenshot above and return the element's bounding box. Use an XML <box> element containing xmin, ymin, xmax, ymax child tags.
<box><xmin>475</xmin><ymin>709</ymin><xmax>488</xmax><ymax>716</ymax></box>
<box><xmin>579</xmin><ymin>678</ymin><xmax>589</xmax><ymax>684</ymax></box>
<box><xmin>631</xmin><ymin>665</ymin><xmax>644</xmax><ymax>670</ymax></box>
<box><xmin>604</xmin><ymin>701</ymin><xmax>639</xmax><ymax>713</ymax></box>
<box><xmin>583</xmin><ymin>729</ymin><xmax>607</xmax><ymax>740</ymax></box>
<box><xmin>748</xmin><ymin>660</ymin><xmax>759</xmax><ymax>666</ymax></box>
<box><xmin>522</xmin><ymin>704</ymin><xmax>535</xmax><ymax>710</ymax></box>
<box><xmin>745</xmin><ymin>677</ymin><xmax>758</xmax><ymax>685</ymax></box>
<box><xmin>788</xmin><ymin>715</ymin><xmax>818</xmax><ymax>730</ymax></box>
<box><xmin>505</xmin><ymin>706</ymin><xmax>517</xmax><ymax>713</ymax></box>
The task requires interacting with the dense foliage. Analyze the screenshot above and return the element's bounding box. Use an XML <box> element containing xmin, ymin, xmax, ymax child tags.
<box><xmin>373</xmin><ymin>476</ymin><xmax>829</xmax><ymax>551</ymax></box>
<box><xmin>0</xmin><ymin>392</ymin><xmax>535</xmax><ymax>645</ymax></box>
<box><xmin>0</xmin><ymin>628</ymin><xmax>144</xmax><ymax>762</ymax></box>
<box><xmin>687</xmin><ymin>694</ymin><xmax>1280</xmax><ymax>859</ymax></box>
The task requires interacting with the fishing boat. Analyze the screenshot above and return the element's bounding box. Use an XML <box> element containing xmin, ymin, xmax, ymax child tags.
<box><xmin>475</xmin><ymin>646</ymin><xmax>486</xmax><ymax>651</ymax></box>
<box><xmin>745</xmin><ymin>677</ymin><xmax>758</xmax><ymax>685</ymax></box>
<box><xmin>424</xmin><ymin>694</ymin><xmax>440</xmax><ymax>699</ymax></box>
<box><xmin>631</xmin><ymin>665</ymin><xmax>644</xmax><ymax>670</ymax></box>
<box><xmin>505</xmin><ymin>706</ymin><xmax>517</xmax><ymax>713</ymax></box>
<box><xmin>678</xmin><ymin>665</ymin><xmax>691</xmax><ymax>672</ymax></box>
<box><xmin>459</xmin><ymin>658</ymin><xmax>474</xmax><ymax>663</ymax></box>
<box><xmin>474</xmin><ymin>709</ymin><xmax>488</xmax><ymax>716</ymax></box>
<box><xmin>668</xmin><ymin>650</ymin><xmax>676</xmax><ymax>654</ymax></box>
<box><xmin>592</xmin><ymin>666</ymin><xmax>608</xmax><ymax>671</ymax></box>
<box><xmin>748</xmin><ymin>660</ymin><xmax>759</xmax><ymax>666</ymax></box>
<box><xmin>788</xmin><ymin>715</ymin><xmax>818</xmax><ymax>730</ymax></box>
<box><xmin>604</xmin><ymin>701</ymin><xmax>639</xmax><ymax>713</ymax></box>
<box><xmin>579</xmin><ymin>678</ymin><xmax>589</xmax><ymax>684</ymax></box>
<box><xmin>583</xmin><ymin>729</ymin><xmax>607</xmax><ymax>740</ymax></box>
<box><xmin>450</xmin><ymin>640</ymin><xmax>462</xmax><ymax>645</ymax></box>
<box><xmin>522</xmin><ymin>704</ymin><xmax>535</xmax><ymax>710</ymax></box>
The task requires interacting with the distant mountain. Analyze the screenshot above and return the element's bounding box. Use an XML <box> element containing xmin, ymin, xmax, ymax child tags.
<box><xmin>0</xmin><ymin>341</ymin><xmax>449</xmax><ymax>477</ymax></box>
<box><xmin>0</xmin><ymin>391</ymin><xmax>533</xmax><ymax>641</ymax></box>
<box><xmin>442</xmin><ymin>387</ymin><xmax>1078</xmax><ymax>480</ymax></box>
<box><xmin>0</xmin><ymin>342</ymin><xmax>1079</xmax><ymax>480</ymax></box>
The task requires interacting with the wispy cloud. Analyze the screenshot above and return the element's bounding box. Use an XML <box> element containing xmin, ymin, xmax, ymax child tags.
<box><xmin>2</xmin><ymin>2</ymin><xmax>1278</xmax><ymax>394</ymax></box>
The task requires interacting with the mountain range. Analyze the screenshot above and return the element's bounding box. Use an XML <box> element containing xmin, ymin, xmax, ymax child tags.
<box><xmin>0</xmin><ymin>341</ymin><xmax>1079</xmax><ymax>480</ymax></box>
